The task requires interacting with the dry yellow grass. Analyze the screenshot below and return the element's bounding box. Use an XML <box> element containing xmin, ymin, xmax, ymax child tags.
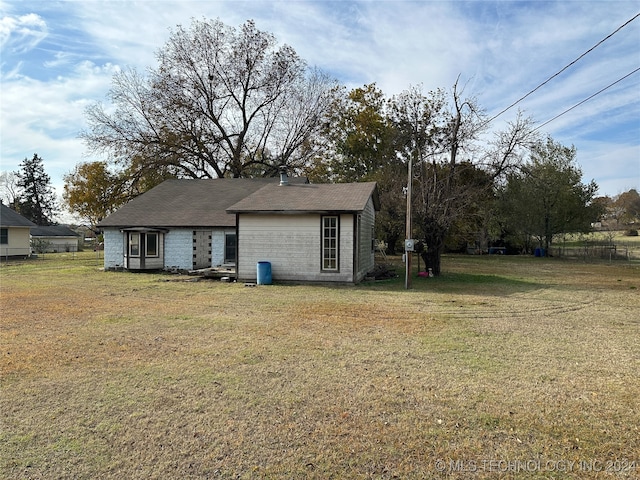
<box><xmin>1</xmin><ymin>253</ymin><xmax>638</xmax><ymax>479</ymax></box>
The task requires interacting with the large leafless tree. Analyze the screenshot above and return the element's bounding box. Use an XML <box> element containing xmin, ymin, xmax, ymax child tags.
<box><xmin>82</xmin><ymin>19</ymin><xmax>338</xmax><ymax>179</ymax></box>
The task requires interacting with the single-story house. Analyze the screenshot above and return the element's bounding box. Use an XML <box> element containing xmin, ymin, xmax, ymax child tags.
<box><xmin>1</xmin><ymin>203</ymin><xmax>36</xmax><ymax>258</ymax></box>
<box><xmin>30</xmin><ymin>225</ymin><xmax>80</xmax><ymax>253</ymax></box>
<box><xmin>98</xmin><ymin>174</ymin><xmax>380</xmax><ymax>284</ymax></box>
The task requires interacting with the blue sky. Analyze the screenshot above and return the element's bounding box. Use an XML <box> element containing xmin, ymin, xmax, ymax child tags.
<box><xmin>1</xmin><ymin>0</ymin><xmax>639</xmax><ymax>220</ymax></box>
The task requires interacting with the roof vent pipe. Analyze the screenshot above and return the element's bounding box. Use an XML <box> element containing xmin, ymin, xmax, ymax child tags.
<box><xmin>279</xmin><ymin>165</ymin><xmax>289</xmax><ymax>186</ymax></box>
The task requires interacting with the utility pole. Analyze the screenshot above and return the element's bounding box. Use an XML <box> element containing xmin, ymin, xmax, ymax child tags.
<box><xmin>405</xmin><ymin>152</ymin><xmax>413</xmax><ymax>290</ymax></box>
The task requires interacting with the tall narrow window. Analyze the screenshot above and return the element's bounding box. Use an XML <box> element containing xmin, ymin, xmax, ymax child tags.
<box><xmin>0</xmin><ymin>228</ymin><xmax>7</xmax><ymax>245</ymax></box>
<box><xmin>129</xmin><ymin>233</ymin><xmax>140</xmax><ymax>257</ymax></box>
<box><xmin>322</xmin><ymin>216</ymin><xmax>339</xmax><ymax>271</ymax></box>
<box><xmin>224</xmin><ymin>233</ymin><xmax>236</xmax><ymax>264</ymax></box>
<box><xmin>146</xmin><ymin>233</ymin><xmax>158</xmax><ymax>257</ymax></box>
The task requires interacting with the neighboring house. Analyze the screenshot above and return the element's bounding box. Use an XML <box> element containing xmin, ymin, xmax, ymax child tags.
<box><xmin>0</xmin><ymin>203</ymin><xmax>36</xmax><ymax>258</ymax></box>
<box><xmin>30</xmin><ymin>225</ymin><xmax>80</xmax><ymax>253</ymax></box>
<box><xmin>98</xmin><ymin>175</ymin><xmax>380</xmax><ymax>284</ymax></box>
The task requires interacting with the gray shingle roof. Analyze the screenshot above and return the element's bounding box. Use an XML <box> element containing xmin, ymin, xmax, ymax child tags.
<box><xmin>31</xmin><ymin>225</ymin><xmax>79</xmax><ymax>237</ymax></box>
<box><xmin>0</xmin><ymin>203</ymin><xmax>36</xmax><ymax>227</ymax></box>
<box><xmin>98</xmin><ymin>178</ymin><xmax>308</xmax><ymax>228</ymax></box>
<box><xmin>227</xmin><ymin>182</ymin><xmax>380</xmax><ymax>213</ymax></box>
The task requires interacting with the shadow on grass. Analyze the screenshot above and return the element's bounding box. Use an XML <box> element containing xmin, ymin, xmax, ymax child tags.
<box><xmin>426</xmin><ymin>271</ymin><xmax>542</xmax><ymax>289</ymax></box>
<box><xmin>364</xmin><ymin>269</ymin><xmax>544</xmax><ymax>296</ymax></box>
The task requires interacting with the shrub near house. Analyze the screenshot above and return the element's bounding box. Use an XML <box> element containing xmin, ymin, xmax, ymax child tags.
<box><xmin>30</xmin><ymin>226</ymin><xmax>80</xmax><ymax>253</ymax></box>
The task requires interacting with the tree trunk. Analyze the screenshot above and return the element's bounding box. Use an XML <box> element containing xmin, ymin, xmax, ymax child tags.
<box><xmin>544</xmin><ymin>214</ymin><xmax>551</xmax><ymax>256</ymax></box>
<box><xmin>421</xmin><ymin>232</ymin><xmax>445</xmax><ymax>276</ymax></box>
<box><xmin>386</xmin><ymin>233</ymin><xmax>400</xmax><ymax>256</ymax></box>
<box><xmin>421</xmin><ymin>244</ymin><xmax>443</xmax><ymax>276</ymax></box>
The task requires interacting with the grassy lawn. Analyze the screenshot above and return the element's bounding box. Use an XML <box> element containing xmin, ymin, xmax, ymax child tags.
<box><xmin>1</xmin><ymin>252</ymin><xmax>638</xmax><ymax>479</ymax></box>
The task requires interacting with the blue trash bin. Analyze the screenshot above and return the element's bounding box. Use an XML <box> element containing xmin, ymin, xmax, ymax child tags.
<box><xmin>257</xmin><ymin>261</ymin><xmax>272</xmax><ymax>285</ymax></box>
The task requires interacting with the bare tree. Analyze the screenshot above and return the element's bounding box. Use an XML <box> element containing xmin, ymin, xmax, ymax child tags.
<box><xmin>482</xmin><ymin>110</ymin><xmax>539</xmax><ymax>181</ymax></box>
<box><xmin>81</xmin><ymin>19</ymin><xmax>338</xmax><ymax>180</ymax></box>
<box><xmin>0</xmin><ymin>171</ymin><xmax>20</xmax><ymax>207</ymax></box>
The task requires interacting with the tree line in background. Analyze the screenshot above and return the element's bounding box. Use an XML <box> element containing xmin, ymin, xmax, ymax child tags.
<box><xmin>2</xmin><ymin>19</ymin><xmax>638</xmax><ymax>273</ymax></box>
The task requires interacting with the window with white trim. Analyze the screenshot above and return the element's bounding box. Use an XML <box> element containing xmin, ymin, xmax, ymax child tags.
<box><xmin>322</xmin><ymin>216</ymin><xmax>339</xmax><ymax>271</ymax></box>
<box><xmin>129</xmin><ymin>233</ymin><xmax>140</xmax><ymax>257</ymax></box>
<box><xmin>0</xmin><ymin>228</ymin><xmax>7</xmax><ymax>245</ymax></box>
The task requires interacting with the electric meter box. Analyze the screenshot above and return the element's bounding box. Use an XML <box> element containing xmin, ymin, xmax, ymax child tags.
<box><xmin>404</xmin><ymin>239</ymin><xmax>415</xmax><ymax>251</ymax></box>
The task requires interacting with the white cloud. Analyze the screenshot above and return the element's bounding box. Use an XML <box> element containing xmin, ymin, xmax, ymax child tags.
<box><xmin>0</xmin><ymin>12</ymin><xmax>47</xmax><ymax>54</ymax></box>
<box><xmin>0</xmin><ymin>60</ymin><xmax>120</xmax><ymax>198</ymax></box>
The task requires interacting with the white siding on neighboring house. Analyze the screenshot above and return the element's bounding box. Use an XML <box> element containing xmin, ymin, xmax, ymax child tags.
<box><xmin>1</xmin><ymin>226</ymin><xmax>31</xmax><ymax>257</ymax></box>
<box><xmin>164</xmin><ymin>229</ymin><xmax>193</xmax><ymax>270</ymax></box>
<box><xmin>103</xmin><ymin>229</ymin><xmax>124</xmax><ymax>269</ymax></box>
<box><xmin>32</xmin><ymin>236</ymin><xmax>79</xmax><ymax>253</ymax></box>
<box><xmin>237</xmin><ymin>214</ymin><xmax>355</xmax><ymax>283</ymax></box>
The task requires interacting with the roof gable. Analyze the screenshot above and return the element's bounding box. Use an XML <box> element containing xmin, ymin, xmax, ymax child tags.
<box><xmin>227</xmin><ymin>182</ymin><xmax>380</xmax><ymax>214</ymax></box>
<box><xmin>0</xmin><ymin>203</ymin><xmax>36</xmax><ymax>228</ymax></box>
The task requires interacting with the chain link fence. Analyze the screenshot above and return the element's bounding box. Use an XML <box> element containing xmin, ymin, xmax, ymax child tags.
<box><xmin>550</xmin><ymin>240</ymin><xmax>640</xmax><ymax>262</ymax></box>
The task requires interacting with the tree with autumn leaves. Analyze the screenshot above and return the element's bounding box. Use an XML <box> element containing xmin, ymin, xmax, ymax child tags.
<box><xmin>63</xmin><ymin>161</ymin><xmax>124</xmax><ymax>228</ymax></box>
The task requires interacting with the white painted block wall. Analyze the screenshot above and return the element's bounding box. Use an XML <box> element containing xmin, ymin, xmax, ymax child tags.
<box><xmin>212</xmin><ymin>228</ymin><xmax>235</xmax><ymax>266</ymax></box>
<box><xmin>103</xmin><ymin>229</ymin><xmax>124</xmax><ymax>269</ymax></box>
<box><xmin>164</xmin><ymin>229</ymin><xmax>193</xmax><ymax>270</ymax></box>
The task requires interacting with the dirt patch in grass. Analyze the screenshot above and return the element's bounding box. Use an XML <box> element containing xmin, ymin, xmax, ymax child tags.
<box><xmin>1</xmin><ymin>253</ymin><xmax>639</xmax><ymax>478</ymax></box>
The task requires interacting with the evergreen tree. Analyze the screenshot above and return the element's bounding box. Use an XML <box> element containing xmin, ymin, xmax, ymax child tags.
<box><xmin>15</xmin><ymin>153</ymin><xmax>57</xmax><ymax>225</ymax></box>
<box><xmin>498</xmin><ymin>136</ymin><xmax>601</xmax><ymax>253</ymax></box>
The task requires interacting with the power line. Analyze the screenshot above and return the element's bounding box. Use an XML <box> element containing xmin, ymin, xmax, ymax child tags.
<box><xmin>533</xmin><ymin>66</ymin><xmax>640</xmax><ymax>131</ymax></box>
<box><xmin>487</xmin><ymin>11</ymin><xmax>640</xmax><ymax>124</ymax></box>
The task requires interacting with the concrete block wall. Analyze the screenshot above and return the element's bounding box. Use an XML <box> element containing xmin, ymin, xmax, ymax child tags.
<box><xmin>164</xmin><ymin>229</ymin><xmax>193</xmax><ymax>270</ymax></box>
<box><xmin>103</xmin><ymin>229</ymin><xmax>124</xmax><ymax>269</ymax></box>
